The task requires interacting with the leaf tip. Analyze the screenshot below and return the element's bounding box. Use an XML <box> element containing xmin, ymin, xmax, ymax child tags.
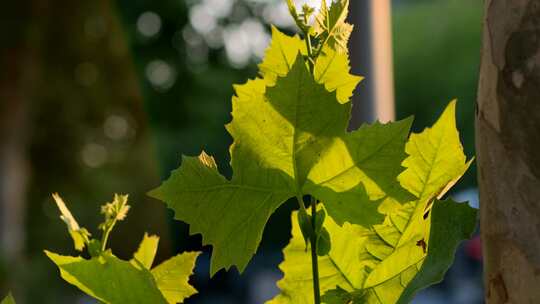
<box><xmin>198</xmin><ymin>151</ymin><xmax>218</xmax><ymax>170</ymax></box>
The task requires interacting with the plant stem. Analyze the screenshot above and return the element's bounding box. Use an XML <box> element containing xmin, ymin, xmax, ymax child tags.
<box><xmin>296</xmin><ymin>195</ymin><xmax>307</xmax><ymax>212</ymax></box>
<box><xmin>100</xmin><ymin>224</ymin><xmax>113</xmax><ymax>251</ymax></box>
<box><xmin>310</xmin><ymin>197</ymin><xmax>321</xmax><ymax>304</ymax></box>
<box><xmin>302</xmin><ymin>13</ymin><xmax>315</xmax><ymax>73</ymax></box>
<box><xmin>301</xmin><ymin>22</ymin><xmax>322</xmax><ymax>304</ymax></box>
<box><xmin>314</xmin><ymin>35</ymin><xmax>330</xmax><ymax>58</ymax></box>
<box><xmin>305</xmin><ymin>34</ymin><xmax>315</xmax><ymax>72</ymax></box>
<box><xmin>101</xmin><ymin>215</ymin><xmax>121</xmax><ymax>251</ymax></box>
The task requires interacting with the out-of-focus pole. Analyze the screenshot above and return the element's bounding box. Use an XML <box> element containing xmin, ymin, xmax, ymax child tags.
<box><xmin>348</xmin><ymin>0</ymin><xmax>395</xmax><ymax>129</ymax></box>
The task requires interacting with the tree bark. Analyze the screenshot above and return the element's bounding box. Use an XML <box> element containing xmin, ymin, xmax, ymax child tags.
<box><xmin>477</xmin><ymin>0</ymin><xmax>540</xmax><ymax>303</ymax></box>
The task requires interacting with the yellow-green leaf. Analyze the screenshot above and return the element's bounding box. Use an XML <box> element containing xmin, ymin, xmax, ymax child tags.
<box><xmin>399</xmin><ymin>100</ymin><xmax>471</xmax><ymax>204</ymax></box>
<box><xmin>275</xmin><ymin>101</ymin><xmax>477</xmax><ymax>303</ymax></box>
<box><xmin>267</xmin><ymin>209</ymin><xmax>376</xmax><ymax>304</ymax></box>
<box><xmin>131</xmin><ymin>233</ymin><xmax>160</xmax><ymax>270</ymax></box>
<box><xmin>1</xmin><ymin>293</ymin><xmax>15</xmax><ymax>304</ymax></box>
<box><xmin>45</xmin><ymin>251</ymin><xmax>168</xmax><ymax>304</ymax></box>
<box><xmin>151</xmin><ymin>252</ymin><xmax>200</xmax><ymax>304</ymax></box>
<box><xmin>259</xmin><ymin>26</ymin><xmax>306</xmax><ymax>86</ymax></box>
<box><xmin>150</xmin><ymin>54</ymin><xmax>411</xmax><ymax>275</ymax></box>
<box><xmin>314</xmin><ymin>0</ymin><xmax>353</xmax><ymax>53</ymax></box>
<box><xmin>259</xmin><ymin>27</ymin><xmax>361</xmax><ymax>103</ymax></box>
<box><xmin>314</xmin><ymin>45</ymin><xmax>363</xmax><ymax>103</ymax></box>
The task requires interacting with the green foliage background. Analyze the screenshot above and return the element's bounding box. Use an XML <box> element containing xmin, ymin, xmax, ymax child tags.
<box><xmin>393</xmin><ymin>0</ymin><xmax>482</xmax><ymax>187</ymax></box>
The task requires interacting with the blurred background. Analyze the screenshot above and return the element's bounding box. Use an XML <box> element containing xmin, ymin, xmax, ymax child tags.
<box><xmin>0</xmin><ymin>0</ymin><xmax>483</xmax><ymax>303</ymax></box>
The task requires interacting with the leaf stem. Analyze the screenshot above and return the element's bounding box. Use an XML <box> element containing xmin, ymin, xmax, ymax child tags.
<box><xmin>310</xmin><ymin>197</ymin><xmax>321</xmax><ymax>304</ymax></box>
<box><xmin>296</xmin><ymin>195</ymin><xmax>307</xmax><ymax>212</ymax></box>
<box><xmin>302</xmin><ymin>15</ymin><xmax>315</xmax><ymax>72</ymax></box>
<box><xmin>300</xmin><ymin>15</ymin><xmax>322</xmax><ymax>303</ymax></box>
<box><xmin>314</xmin><ymin>35</ymin><xmax>330</xmax><ymax>59</ymax></box>
<box><xmin>305</xmin><ymin>35</ymin><xmax>315</xmax><ymax>72</ymax></box>
<box><xmin>100</xmin><ymin>223</ymin><xmax>114</xmax><ymax>252</ymax></box>
<box><xmin>100</xmin><ymin>213</ymin><xmax>122</xmax><ymax>252</ymax></box>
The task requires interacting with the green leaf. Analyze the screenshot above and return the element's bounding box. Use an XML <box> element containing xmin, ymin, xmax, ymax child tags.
<box><xmin>149</xmin><ymin>150</ymin><xmax>291</xmax><ymax>275</ymax></box>
<box><xmin>398</xmin><ymin>100</ymin><xmax>471</xmax><ymax>204</ymax></box>
<box><xmin>150</xmin><ymin>54</ymin><xmax>412</xmax><ymax>275</ymax></box>
<box><xmin>131</xmin><ymin>233</ymin><xmax>160</xmax><ymax>270</ymax></box>
<box><xmin>45</xmin><ymin>251</ymin><xmax>168</xmax><ymax>304</ymax></box>
<box><xmin>315</xmin><ymin>209</ymin><xmax>331</xmax><ymax>256</ymax></box>
<box><xmin>267</xmin><ymin>210</ymin><xmax>378</xmax><ymax>304</ymax></box>
<box><xmin>352</xmin><ymin>101</ymin><xmax>475</xmax><ymax>303</ymax></box>
<box><xmin>1</xmin><ymin>293</ymin><xmax>15</xmax><ymax>304</ymax></box>
<box><xmin>321</xmin><ymin>286</ymin><xmax>351</xmax><ymax>304</ymax></box>
<box><xmin>273</xmin><ymin>101</ymin><xmax>477</xmax><ymax>303</ymax></box>
<box><xmin>297</xmin><ymin>208</ymin><xmax>313</xmax><ymax>248</ymax></box>
<box><xmin>316</xmin><ymin>227</ymin><xmax>331</xmax><ymax>256</ymax></box>
<box><xmin>319</xmin><ymin>199</ymin><xmax>477</xmax><ymax>304</ymax></box>
<box><xmin>88</xmin><ymin>239</ymin><xmax>103</xmax><ymax>257</ymax></box>
<box><xmin>151</xmin><ymin>252</ymin><xmax>200</xmax><ymax>304</ymax></box>
<box><xmin>397</xmin><ymin>199</ymin><xmax>477</xmax><ymax>303</ymax></box>
<box><xmin>99</xmin><ymin>194</ymin><xmax>130</xmax><ymax>232</ymax></box>
<box><xmin>259</xmin><ymin>26</ymin><xmax>306</xmax><ymax>86</ymax></box>
<box><xmin>314</xmin><ymin>45</ymin><xmax>363</xmax><ymax>103</ymax></box>
<box><xmin>314</xmin><ymin>209</ymin><xmax>326</xmax><ymax>235</ymax></box>
<box><xmin>314</xmin><ymin>0</ymin><xmax>353</xmax><ymax>53</ymax></box>
<box><xmin>307</xmin><ymin>117</ymin><xmax>414</xmax><ymax>227</ymax></box>
<box><xmin>259</xmin><ymin>27</ymin><xmax>361</xmax><ymax>103</ymax></box>
<box><xmin>322</xmin><ymin>286</ymin><xmax>367</xmax><ymax>304</ymax></box>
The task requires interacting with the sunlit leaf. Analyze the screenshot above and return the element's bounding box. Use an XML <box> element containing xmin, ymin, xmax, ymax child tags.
<box><xmin>131</xmin><ymin>233</ymin><xmax>160</xmax><ymax>270</ymax></box>
<box><xmin>314</xmin><ymin>0</ymin><xmax>353</xmax><ymax>53</ymax></box>
<box><xmin>1</xmin><ymin>293</ymin><xmax>15</xmax><ymax>304</ymax></box>
<box><xmin>267</xmin><ymin>209</ymin><xmax>379</xmax><ymax>304</ymax></box>
<box><xmin>314</xmin><ymin>45</ymin><xmax>363</xmax><ymax>103</ymax></box>
<box><xmin>45</xmin><ymin>251</ymin><xmax>168</xmax><ymax>304</ymax></box>
<box><xmin>259</xmin><ymin>27</ymin><xmax>360</xmax><ymax>103</ymax></box>
<box><xmin>100</xmin><ymin>194</ymin><xmax>130</xmax><ymax>225</ymax></box>
<box><xmin>151</xmin><ymin>252</ymin><xmax>200</xmax><ymax>303</ymax></box>
<box><xmin>271</xmin><ymin>101</ymin><xmax>477</xmax><ymax>303</ymax></box>
<box><xmin>150</xmin><ymin>53</ymin><xmax>410</xmax><ymax>275</ymax></box>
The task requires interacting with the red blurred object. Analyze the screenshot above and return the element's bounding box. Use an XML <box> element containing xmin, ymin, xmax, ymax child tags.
<box><xmin>465</xmin><ymin>235</ymin><xmax>482</xmax><ymax>262</ymax></box>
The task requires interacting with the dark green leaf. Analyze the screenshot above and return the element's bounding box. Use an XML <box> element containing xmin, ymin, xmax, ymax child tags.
<box><xmin>316</xmin><ymin>227</ymin><xmax>331</xmax><ymax>256</ymax></box>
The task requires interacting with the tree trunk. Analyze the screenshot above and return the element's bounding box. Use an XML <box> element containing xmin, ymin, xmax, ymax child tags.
<box><xmin>0</xmin><ymin>0</ymin><xmax>42</xmax><ymax>266</ymax></box>
<box><xmin>477</xmin><ymin>1</ymin><xmax>540</xmax><ymax>303</ymax></box>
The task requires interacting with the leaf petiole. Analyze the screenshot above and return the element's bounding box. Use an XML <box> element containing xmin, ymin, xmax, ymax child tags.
<box><xmin>310</xmin><ymin>197</ymin><xmax>322</xmax><ymax>304</ymax></box>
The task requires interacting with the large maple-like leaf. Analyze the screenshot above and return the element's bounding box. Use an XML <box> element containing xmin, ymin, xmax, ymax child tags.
<box><xmin>150</xmin><ymin>44</ymin><xmax>412</xmax><ymax>274</ymax></box>
<box><xmin>270</xmin><ymin>101</ymin><xmax>477</xmax><ymax>303</ymax></box>
<box><xmin>46</xmin><ymin>251</ymin><xmax>169</xmax><ymax>304</ymax></box>
<box><xmin>46</xmin><ymin>234</ymin><xmax>199</xmax><ymax>304</ymax></box>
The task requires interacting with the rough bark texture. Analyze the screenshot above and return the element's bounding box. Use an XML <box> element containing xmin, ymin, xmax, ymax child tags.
<box><xmin>477</xmin><ymin>0</ymin><xmax>540</xmax><ymax>303</ymax></box>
